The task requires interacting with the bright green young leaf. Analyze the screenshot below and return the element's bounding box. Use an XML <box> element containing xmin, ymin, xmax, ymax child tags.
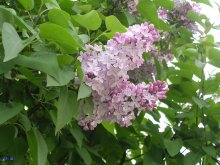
<box><xmin>44</xmin><ymin>0</ymin><xmax>60</xmax><ymax>9</ymax></box>
<box><xmin>77</xmin><ymin>83</ymin><xmax>92</xmax><ymax>100</ymax></box>
<box><xmin>17</xmin><ymin>0</ymin><xmax>34</xmax><ymax>10</ymax></box>
<box><xmin>27</xmin><ymin>128</ymin><xmax>48</xmax><ymax>165</ymax></box>
<box><xmin>76</xmin><ymin>147</ymin><xmax>92</xmax><ymax>165</ymax></box>
<box><xmin>2</xmin><ymin>23</ymin><xmax>24</xmax><ymax>62</ymax></box>
<box><xmin>15</xmin><ymin>52</ymin><xmax>74</xmax><ymax>86</ymax></box>
<box><xmin>184</xmin><ymin>152</ymin><xmax>202</xmax><ymax>165</ymax></box>
<box><xmin>0</xmin><ymin>102</ymin><xmax>23</xmax><ymax>125</ymax></box>
<box><xmin>72</xmin><ymin>10</ymin><xmax>101</xmax><ymax>30</ymax></box>
<box><xmin>102</xmin><ymin>122</ymin><xmax>115</xmax><ymax>136</ymax></box>
<box><xmin>164</xmin><ymin>139</ymin><xmax>183</xmax><ymax>157</ymax></box>
<box><xmin>2</xmin><ymin>23</ymin><xmax>36</xmax><ymax>62</ymax></box>
<box><xmin>207</xmin><ymin>47</ymin><xmax>220</xmax><ymax>68</ymax></box>
<box><xmin>105</xmin><ymin>15</ymin><xmax>126</xmax><ymax>33</ymax></box>
<box><xmin>136</xmin><ymin>0</ymin><xmax>159</xmax><ymax>27</ymax></box>
<box><xmin>48</xmin><ymin>9</ymin><xmax>71</xmax><ymax>28</ymax></box>
<box><xmin>55</xmin><ymin>87</ymin><xmax>79</xmax><ymax>134</ymax></box>
<box><xmin>39</xmin><ymin>23</ymin><xmax>84</xmax><ymax>53</ymax></box>
<box><xmin>191</xmin><ymin>0</ymin><xmax>211</xmax><ymax>6</ymax></box>
<box><xmin>154</xmin><ymin>0</ymin><xmax>174</xmax><ymax>10</ymax></box>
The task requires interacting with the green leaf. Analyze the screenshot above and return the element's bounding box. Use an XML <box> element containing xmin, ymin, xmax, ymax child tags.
<box><xmin>164</xmin><ymin>139</ymin><xmax>183</xmax><ymax>157</ymax></box>
<box><xmin>8</xmin><ymin>137</ymin><xmax>27</xmax><ymax>164</ymax></box>
<box><xmin>70</xmin><ymin>127</ymin><xmax>85</xmax><ymax>148</ymax></box>
<box><xmin>192</xmin><ymin>97</ymin><xmax>208</xmax><ymax>109</ymax></box>
<box><xmin>154</xmin><ymin>0</ymin><xmax>174</xmax><ymax>10</ymax></box>
<box><xmin>15</xmin><ymin>52</ymin><xmax>74</xmax><ymax>86</ymax></box>
<box><xmin>55</xmin><ymin>87</ymin><xmax>79</xmax><ymax>134</ymax></box>
<box><xmin>48</xmin><ymin>9</ymin><xmax>71</xmax><ymax>28</ymax></box>
<box><xmin>0</xmin><ymin>126</ymin><xmax>16</xmax><ymax>152</ymax></box>
<box><xmin>76</xmin><ymin>147</ymin><xmax>92</xmax><ymax>165</ymax></box>
<box><xmin>102</xmin><ymin>122</ymin><xmax>115</xmax><ymax>136</ymax></box>
<box><xmin>0</xmin><ymin>7</ymin><xmax>14</xmax><ymax>31</ymax></box>
<box><xmin>0</xmin><ymin>103</ymin><xmax>23</xmax><ymax>125</ymax></box>
<box><xmin>191</xmin><ymin>0</ymin><xmax>211</xmax><ymax>6</ymax></box>
<box><xmin>136</xmin><ymin>0</ymin><xmax>159</xmax><ymax>27</ymax></box>
<box><xmin>44</xmin><ymin>0</ymin><xmax>60</xmax><ymax>9</ymax></box>
<box><xmin>17</xmin><ymin>0</ymin><xmax>34</xmax><ymax>10</ymax></box>
<box><xmin>72</xmin><ymin>10</ymin><xmax>102</xmax><ymax>30</ymax></box>
<box><xmin>202</xmin><ymin>146</ymin><xmax>216</xmax><ymax>157</ymax></box>
<box><xmin>184</xmin><ymin>152</ymin><xmax>202</xmax><ymax>165</ymax></box>
<box><xmin>27</xmin><ymin>128</ymin><xmax>48</xmax><ymax>165</ymax></box>
<box><xmin>39</xmin><ymin>23</ymin><xmax>84</xmax><ymax>53</ymax></box>
<box><xmin>77</xmin><ymin>83</ymin><xmax>92</xmax><ymax>100</ymax></box>
<box><xmin>2</xmin><ymin>23</ymin><xmax>24</xmax><ymax>62</ymax></box>
<box><xmin>19</xmin><ymin>113</ymin><xmax>31</xmax><ymax>131</ymax></box>
<box><xmin>105</xmin><ymin>15</ymin><xmax>126</xmax><ymax>33</ymax></box>
<box><xmin>207</xmin><ymin>47</ymin><xmax>220</xmax><ymax>68</ymax></box>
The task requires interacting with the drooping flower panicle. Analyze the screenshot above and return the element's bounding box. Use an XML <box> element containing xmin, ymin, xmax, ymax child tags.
<box><xmin>78</xmin><ymin>23</ymin><xmax>169</xmax><ymax>130</ymax></box>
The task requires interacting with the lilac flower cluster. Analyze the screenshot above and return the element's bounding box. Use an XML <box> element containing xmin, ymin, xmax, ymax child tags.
<box><xmin>127</xmin><ymin>0</ymin><xmax>140</xmax><ymax>15</ymax></box>
<box><xmin>126</xmin><ymin>0</ymin><xmax>200</xmax><ymax>32</ymax></box>
<box><xmin>129</xmin><ymin>51</ymin><xmax>173</xmax><ymax>81</ymax></box>
<box><xmin>158</xmin><ymin>1</ymin><xmax>201</xmax><ymax>31</ymax></box>
<box><xmin>78</xmin><ymin>23</ymin><xmax>169</xmax><ymax>130</ymax></box>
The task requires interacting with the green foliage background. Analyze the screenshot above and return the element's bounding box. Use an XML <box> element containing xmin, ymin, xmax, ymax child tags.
<box><xmin>0</xmin><ymin>0</ymin><xmax>220</xmax><ymax>164</ymax></box>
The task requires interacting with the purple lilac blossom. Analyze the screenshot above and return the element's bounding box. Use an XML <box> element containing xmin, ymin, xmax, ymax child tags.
<box><xmin>129</xmin><ymin>51</ymin><xmax>173</xmax><ymax>81</ymax></box>
<box><xmin>78</xmin><ymin>23</ymin><xmax>169</xmax><ymax>130</ymax></box>
<box><xmin>127</xmin><ymin>0</ymin><xmax>140</xmax><ymax>15</ymax></box>
<box><xmin>158</xmin><ymin>1</ymin><xmax>201</xmax><ymax>32</ymax></box>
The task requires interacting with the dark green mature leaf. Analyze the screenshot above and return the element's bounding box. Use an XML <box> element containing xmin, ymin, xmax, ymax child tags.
<box><xmin>72</xmin><ymin>10</ymin><xmax>102</xmax><ymax>30</ymax></box>
<box><xmin>15</xmin><ymin>52</ymin><xmax>74</xmax><ymax>86</ymax></box>
<box><xmin>202</xmin><ymin>146</ymin><xmax>216</xmax><ymax>157</ymax></box>
<box><xmin>164</xmin><ymin>139</ymin><xmax>183</xmax><ymax>157</ymax></box>
<box><xmin>207</xmin><ymin>47</ymin><xmax>220</xmax><ymax>68</ymax></box>
<box><xmin>39</xmin><ymin>23</ymin><xmax>84</xmax><ymax>53</ymax></box>
<box><xmin>48</xmin><ymin>9</ymin><xmax>71</xmax><ymax>28</ymax></box>
<box><xmin>137</xmin><ymin>0</ymin><xmax>159</xmax><ymax>27</ymax></box>
<box><xmin>184</xmin><ymin>152</ymin><xmax>202</xmax><ymax>165</ymax></box>
<box><xmin>0</xmin><ymin>126</ymin><xmax>16</xmax><ymax>152</ymax></box>
<box><xmin>27</xmin><ymin>128</ymin><xmax>48</xmax><ymax>165</ymax></box>
<box><xmin>8</xmin><ymin>137</ymin><xmax>27</xmax><ymax>164</ymax></box>
<box><xmin>17</xmin><ymin>0</ymin><xmax>35</xmax><ymax>10</ymax></box>
<box><xmin>55</xmin><ymin>87</ymin><xmax>79</xmax><ymax>134</ymax></box>
<box><xmin>0</xmin><ymin>7</ymin><xmax>14</xmax><ymax>31</ymax></box>
<box><xmin>70</xmin><ymin>127</ymin><xmax>85</xmax><ymax>148</ymax></box>
<box><xmin>77</xmin><ymin>83</ymin><xmax>92</xmax><ymax>100</ymax></box>
<box><xmin>0</xmin><ymin>6</ymin><xmax>36</xmax><ymax>34</ymax></box>
<box><xmin>76</xmin><ymin>146</ymin><xmax>92</xmax><ymax>165</ymax></box>
<box><xmin>0</xmin><ymin>103</ymin><xmax>23</xmax><ymax>124</ymax></box>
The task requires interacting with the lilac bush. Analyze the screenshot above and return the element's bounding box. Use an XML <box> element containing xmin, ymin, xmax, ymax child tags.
<box><xmin>78</xmin><ymin>23</ymin><xmax>169</xmax><ymax>130</ymax></box>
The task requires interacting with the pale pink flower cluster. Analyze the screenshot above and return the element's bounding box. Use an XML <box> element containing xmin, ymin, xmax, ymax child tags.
<box><xmin>127</xmin><ymin>0</ymin><xmax>140</xmax><ymax>15</ymax></box>
<box><xmin>77</xmin><ymin>23</ymin><xmax>169</xmax><ymax>130</ymax></box>
<box><xmin>158</xmin><ymin>1</ymin><xmax>201</xmax><ymax>31</ymax></box>
<box><xmin>129</xmin><ymin>51</ymin><xmax>173</xmax><ymax>81</ymax></box>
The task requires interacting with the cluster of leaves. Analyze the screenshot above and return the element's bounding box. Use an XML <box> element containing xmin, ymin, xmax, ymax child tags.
<box><xmin>0</xmin><ymin>0</ymin><xmax>220</xmax><ymax>164</ymax></box>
